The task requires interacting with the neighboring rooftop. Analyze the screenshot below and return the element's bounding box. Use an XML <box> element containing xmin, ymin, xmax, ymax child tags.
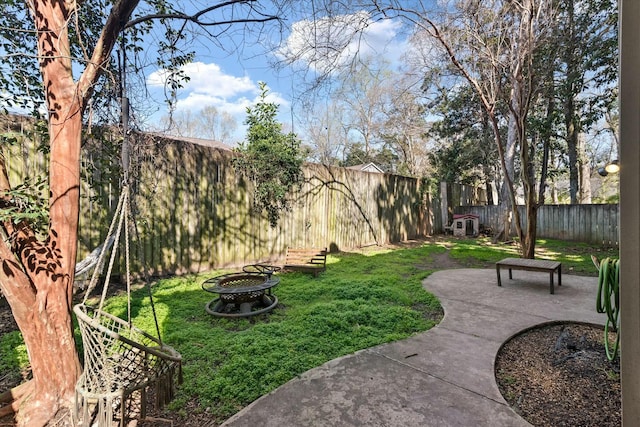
<box><xmin>346</xmin><ymin>162</ymin><xmax>384</xmax><ymax>173</ymax></box>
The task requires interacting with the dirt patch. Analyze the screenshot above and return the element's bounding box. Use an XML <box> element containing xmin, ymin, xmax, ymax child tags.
<box><xmin>429</xmin><ymin>251</ymin><xmax>466</xmax><ymax>269</ymax></box>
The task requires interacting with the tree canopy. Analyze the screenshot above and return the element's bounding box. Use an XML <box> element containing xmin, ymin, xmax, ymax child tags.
<box><xmin>233</xmin><ymin>82</ymin><xmax>304</xmax><ymax>227</ymax></box>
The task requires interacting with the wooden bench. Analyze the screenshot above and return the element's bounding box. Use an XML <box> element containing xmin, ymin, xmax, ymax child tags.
<box><xmin>284</xmin><ymin>247</ymin><xmax>327</xmax><ymax>277</ymax></box>
<box><xmin>496</xmin><ymin>257</ymin><xmax>562</xmax><ymax>294</ymax></box>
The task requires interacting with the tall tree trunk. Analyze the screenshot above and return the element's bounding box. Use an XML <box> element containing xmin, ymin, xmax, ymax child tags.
<box><xmin>0</xmin><ymin>2</ymin><xmax>84</xmax><ymax>424</ymax></box>
<box><xmin>23</xmin><ymin>0</ymin><xmax>83</xmax><ymax>421</ymax></box>
<box><xmin>492</xmin><ymin>112</ymin><xmax>518</xmax><ymax>242</ymax></box>
<box><xmin>538</xmin><ymin>65</ymin><xmax>555</xmax><ymax>207</ymax></box>
<box><xmin>563</xmin><ymin>0</ymin><xmax>581</xmax><ymax>204</ymax></box>
<box><xmin>549</xmin><ymin>150</ymin><xmax>559</xmax><ymax>203</ymax></box>
<box><xmin>0</xmin><ymin>106</ymin><xmax>83</xmax><ymax>426</ymax></box>
<box><xmin>565</xmin><ymin>102</ymin><xmax>580</xmax><ymax>204</ymax></box>
<box><xmin>578</xmin><ymin>132</ymin><xmax>592</xmax><ymax>203</ymax></box>
<box><xmin>8</xmin><ymin>0</ymin><xmax>140</xmax><ymax>420</ymax></box>
<box><xmin>523</xmin><ymin>201</ymin><xmax>538</xmax><ymax>258</ymax></box>
<box><xmin>485</xmin><ymin>181</ymin><xmax>494</xmax><ymax>205</ymax></box>
<box><xmin>522</xmin><ymin>141</ymin><xmax>538</xmax><ymax>259</ymax></box>
<box><xmin>550</xmin><ymin>182</ymin><xmax>558</xmax><ymax>203</ymax></box>
<box><xmin>481</xmin><ymin>110</ymin><xmax>495</xmax><ymax>206</ymax></box>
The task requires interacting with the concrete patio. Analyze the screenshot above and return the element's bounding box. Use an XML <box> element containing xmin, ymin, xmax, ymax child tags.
<box><xmin>221</xmin><ymin>268</ymin><xmax>606</xmax><ymax>427</ymax></box>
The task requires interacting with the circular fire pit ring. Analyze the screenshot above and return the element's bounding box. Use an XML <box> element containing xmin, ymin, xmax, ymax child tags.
<box><xmin>202</xmin><ymin>272</ymin><xmax>280</xmax><ymax>318</ymax></box>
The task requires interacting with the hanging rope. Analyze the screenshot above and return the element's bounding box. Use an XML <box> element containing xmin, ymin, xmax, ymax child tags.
<box><xmin>81</xmin><ymin>184</ymin><xmax>128</xmax><ymax>307</ymax></box>
<box><xmin>131</xmin><ymin>203</ymin><xmax>164</xmax><ymax>345</ymax></box>
<box><xmin>79</xmin><ymin>183</ymin><xmax>162</xmax><ymax>340</ymax></box>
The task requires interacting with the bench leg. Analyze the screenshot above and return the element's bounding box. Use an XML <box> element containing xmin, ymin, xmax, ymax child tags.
<box><xmin>558</xmin><ymin>267</ymin><xmax>562</xmax><ymax>287</ymax></box>
<box><xmin>550</xmin><ymin>271</ymin><xmax>554</xmax><ymax>294</ymax></box>
<box><xmin>496</xmin><ymin>265</ymin><xmax>502</xmax><ymax>286</ymax></box>
<box><xmin>508</xmin><ymin>268</ymin><xmax>513</xmax><ymax>280</ymax></box>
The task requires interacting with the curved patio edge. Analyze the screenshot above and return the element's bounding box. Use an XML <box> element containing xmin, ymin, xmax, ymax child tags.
<box><xmin>221</xmin><ymin>268</ymin><xmax>605</xmax><ymax>427</ymax></box>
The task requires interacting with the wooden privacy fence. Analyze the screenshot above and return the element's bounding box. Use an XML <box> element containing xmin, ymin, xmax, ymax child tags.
<box><xmin>1</xmin><ymin>122</ymin><xmax>431</xmax><ymax>276</ymax></box>
<box><xmin>8</xmin><ymin>114</ymin><xmax>617</xmax><ymax>277</ymax></box>
<box><xmin>456</xmin><ymin>204</ymin><xmax>619</xmax><ymax>246</ymax></box>
<box><xmin>78</xmin><ymin>134</ymin><xmax>430</xmax><ymax>275</ymax></box>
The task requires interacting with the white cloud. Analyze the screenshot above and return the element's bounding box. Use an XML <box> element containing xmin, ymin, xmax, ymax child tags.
<box><xmin>146</xmin><ymin>61</ymin><xmax>292</xmax><ymax>142</ymax></box>
<box><xmin>174</xmin><ymin>90</ymin><xmax>289</xmax><ymax>117</ymax></box>
<box><xmin>147</xmin><ymin>62</ymin><xmax>258</xmax><ymax>99</ymax></box>
<box><xmin>174</xmin><ymin>93</ymin><xmax>250</xmax><ymax>116</ymax></box>
<box><xmin>278</xmin><ymin>11</ymin><xmax>406</xmax><ymax>75</ymax></box>
<box><xmin>147</xmin><ymin>61</ymin><xmax>289</xmax><ymax>111</ymax></box>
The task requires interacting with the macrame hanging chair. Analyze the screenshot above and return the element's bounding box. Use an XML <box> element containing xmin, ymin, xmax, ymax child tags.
<box><xmin>73</xmin><ymin>184</ymin><xmax>182</xmax><ymax>427</ymax></box>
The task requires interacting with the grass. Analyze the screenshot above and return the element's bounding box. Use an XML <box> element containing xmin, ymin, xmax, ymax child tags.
<box><xmin>100</xmin><ymin>244</ymin><xmax>445</xmax><ymax>419</ymax></box>
<box><xmin>0</xmin><ymin>237</ymin><xmax>619</xmax><ymax>422</ymax></box>
<box><xmin>443</xmin><ymin>237</ymin><xmax>618</xmax><ymax>275</ymax></box>
<box><xmin>0</xmin><ymin>330</ymin><xmax>28</xmax><ymax>373</ymax></box>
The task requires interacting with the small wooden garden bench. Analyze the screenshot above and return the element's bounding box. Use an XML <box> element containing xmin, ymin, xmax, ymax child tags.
<box><xmin>496</xmin><ymin>257</ymin><xmax>562</xmax><ymax>294</ymax></box>
<box><xmin>284</xmin><ymin>247</ymin><xmax>327</xmax><ymax>277</ymax></box>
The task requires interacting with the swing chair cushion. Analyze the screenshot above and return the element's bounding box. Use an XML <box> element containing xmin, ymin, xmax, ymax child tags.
<box><xmin>73</xmin><ymin>303</ymin><xmax>182</xmax><ymax>422</ymax></box>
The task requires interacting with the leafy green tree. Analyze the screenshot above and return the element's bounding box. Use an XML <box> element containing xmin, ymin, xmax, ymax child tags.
<box><xmin>429</xmin><ymin>85</ymin><xmax>499</xmax><ymax>200</ymax></box>
<box><xmin>234</xmin><ymin>83</ymin><xmax>304</xmax><ymax>227</ymax></box>
<box><xmin>556</xmin><ymin>0</ymin><xmax>618</xmax><ymax>203</ymax></box>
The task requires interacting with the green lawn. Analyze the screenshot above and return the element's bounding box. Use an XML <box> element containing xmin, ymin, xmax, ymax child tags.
<box><xmin>0</xmin><ymin>237</ymin><xmax>618</xmax><ymax>421</ymax></box>
<box><xmin>104</xmin><ymin>244</ymin><xmax>445</xmax><ymax>418</ymax></box>
<box><xmin>443</xmin><ymin>237</ymin><xmax>618</xmax><ymax>275</ymax></box>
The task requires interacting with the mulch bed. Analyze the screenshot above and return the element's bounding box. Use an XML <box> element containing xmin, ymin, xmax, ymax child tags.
<box><xmin>495</xmin><ymin>322</ymin><xmax>621</xmax><ymax>427</ymax></box>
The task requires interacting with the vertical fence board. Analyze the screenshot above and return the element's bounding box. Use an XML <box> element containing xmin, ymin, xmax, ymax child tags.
<box><xmin>456</xmin><ymin>204</ymin><xmax>619</xmax><ymax>246</ymax></box>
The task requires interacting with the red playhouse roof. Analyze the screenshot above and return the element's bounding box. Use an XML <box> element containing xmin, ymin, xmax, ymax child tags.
<box><xmin>453</xmin><ymin>214</ymin><xmax>479</xmax><ymax>219</ymax></box>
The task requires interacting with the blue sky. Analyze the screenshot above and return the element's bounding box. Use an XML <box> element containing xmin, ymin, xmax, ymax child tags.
<box><xmin>143</xmin><ymin>10</ymin><xmax>412</xmax><ymax>144</ymax></box>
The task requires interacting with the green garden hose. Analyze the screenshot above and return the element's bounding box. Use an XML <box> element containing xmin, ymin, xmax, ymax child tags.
<box><xmin>595</xmin><ymin>257</ymin><xmax>620</xmax><ymax>361</ymax></box>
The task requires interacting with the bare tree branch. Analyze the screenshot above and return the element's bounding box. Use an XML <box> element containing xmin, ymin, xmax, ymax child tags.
<box><xmin>125</xmin><ymin>0</ymin><xmax>280</xmax><ymax>29</ymax></box>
